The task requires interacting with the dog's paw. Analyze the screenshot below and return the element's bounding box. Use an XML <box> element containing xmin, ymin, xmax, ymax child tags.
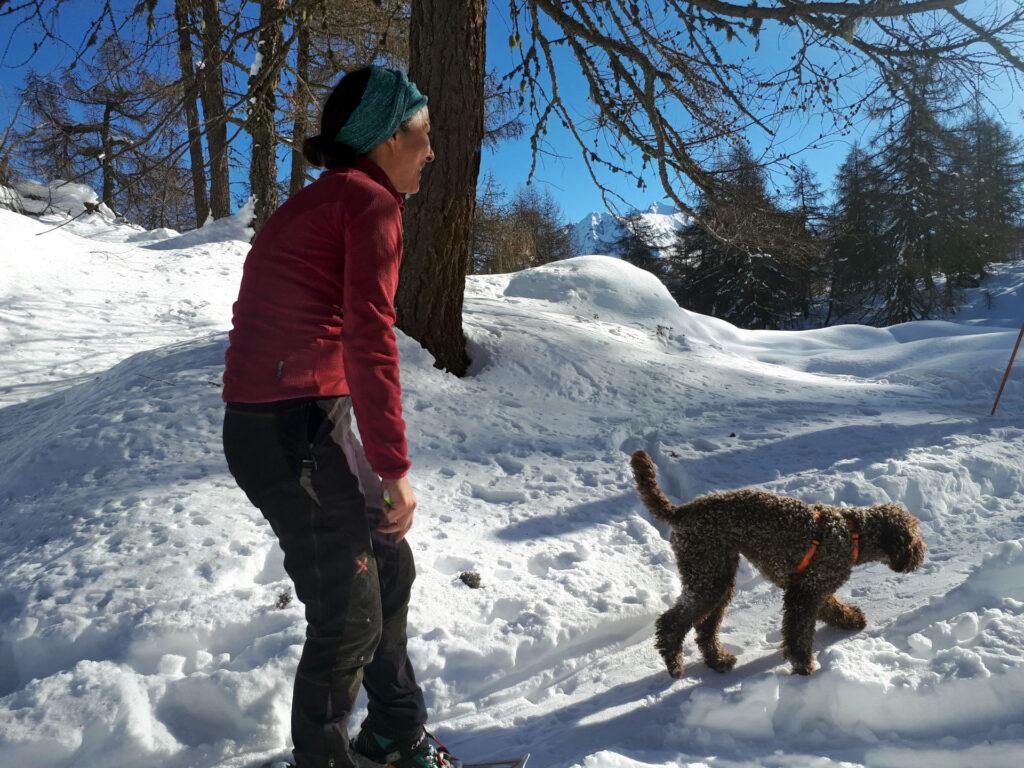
<box><xmin>820</xmin><ymin>601</ymin><xmax>868</xmax><ymax>631</ymax></box>
<box><xmin>705</xmin><ymin>651</ymin><xmax>737</xmax><ymax>673</ymax></box>
<box><xmin>790</xmin><ymin>660</ymin><xmax>817</xmax><ymax>675</ymax></box>
<box><xmin>843</xmin><ymin>606</ymin><xmax>867</xmax><ymax>630</ymax></box>
<box><xmin>665</xmin><ymin>653</ymin><xmax>685</xmax><ymax>679</ymax></box>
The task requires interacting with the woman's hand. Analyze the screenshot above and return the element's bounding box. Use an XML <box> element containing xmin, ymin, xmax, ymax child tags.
<box><xmin>380</xmin><ymin>476</ymin><xmax>416</xmax><ymax>541</ymax></box>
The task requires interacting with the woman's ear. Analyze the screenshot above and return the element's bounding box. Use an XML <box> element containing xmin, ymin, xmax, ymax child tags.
<box><xmin>380</xmin><ymin>132</ymin><xmax>401</xmax><ymax>154</ymax></box>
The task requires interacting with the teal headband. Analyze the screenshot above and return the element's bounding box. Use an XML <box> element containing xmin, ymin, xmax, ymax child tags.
<box><xmin>334</xmin><ymin>67</ymin><xmax>428</xmax><ymax>155</ymax></box>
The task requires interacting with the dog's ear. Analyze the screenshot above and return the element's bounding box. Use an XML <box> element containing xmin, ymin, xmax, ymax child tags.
<box><xmin>877</xmin><ymin>505</ymin><xmax>926</xmax><ymax>573</ymax></box>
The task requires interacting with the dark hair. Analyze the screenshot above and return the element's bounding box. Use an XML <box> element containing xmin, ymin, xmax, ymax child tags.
<box><xmin>302</xmin><ymin>68</ymin><xmax>372</xmax><ymax>169</ymax></box>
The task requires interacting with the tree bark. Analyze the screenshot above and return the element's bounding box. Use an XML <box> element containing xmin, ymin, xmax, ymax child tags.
<box><xmin>199</xmin><ymin>0</ymin><xmax>231</xmax><ymax>219</ymax></box>
<box><xmin>289</xmin><ymin>14</ymin><xmax>311</xmax><ymax>196</ymax></box>
<box><xmin>398</xmin><ymin>0</ymin><xmax>486</xmax><ymax>376</ymax></box>
<box><xmin>247</xmin><ymin>0</ymin><xmax>288</xmax><ymax>232</ymax></box>
<box><xmin>100</xmin><ymin>100</ymin><xmax>114</xmax><ymax>208</ymax></box>
<box><xmin>173</xmin><ymin>0</ymin><xmax>210</xmax><ymax>228</ymax></box>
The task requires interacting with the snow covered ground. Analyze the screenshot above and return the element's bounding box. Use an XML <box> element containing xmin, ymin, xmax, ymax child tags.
<box><xmin>0</xmin><ymin>197</ymin><xmax>1022</xmax><ymax>768</ymax></box>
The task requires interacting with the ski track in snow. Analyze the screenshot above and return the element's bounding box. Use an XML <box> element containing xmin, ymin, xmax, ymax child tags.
<box><xmin>1</xmin><ymin>206</ymin><xmax>1023</xmax><ymax>768</ymax></box>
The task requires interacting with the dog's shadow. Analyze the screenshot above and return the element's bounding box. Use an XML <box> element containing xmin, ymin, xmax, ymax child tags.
<box><xmin>438</xmin><ymin>623</ymin><xmax>869</xmax><ymax>768</ymax></box>
<box><xmin>436</xmin><ymin>647</ymin><xmax>835</xmax><ymax>765</ymax></box>
<box><xmin>495</xmin><ymin>491</ymin><xmax>637</xmax><ymax>541</ymax></box>
<box><xmin>233</xmin><ymin>628</ymin><xmax>862</xmax><ymax>768</ymax></box>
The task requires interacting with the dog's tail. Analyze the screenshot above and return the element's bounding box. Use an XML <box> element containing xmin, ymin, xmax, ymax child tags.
<box><xmin>630</xmin><ymin>450</ymin><xmax>680</xmax><ymax>524</ymax></box>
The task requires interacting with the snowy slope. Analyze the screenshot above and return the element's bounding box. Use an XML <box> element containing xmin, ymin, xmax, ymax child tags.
<box><xmin>0</xmin><ymin>205</ymin><xmax>252</xmax><ymax>407</ymax></box>
<box><xmin>1</xmin><ymin>203</ymin><xmax>1023</xmax><ymax>768</ymax></box>
<box><xmin>570</xmin><ymin>203</ymin><xmax>691</xmax><ymax>257</ymax></box>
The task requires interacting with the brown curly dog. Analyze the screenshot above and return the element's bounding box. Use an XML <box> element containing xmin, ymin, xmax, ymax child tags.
<box><xmin>630</xmin><ymin>450</ymin><xmax>926</xmax><ymax>676</ymax></box>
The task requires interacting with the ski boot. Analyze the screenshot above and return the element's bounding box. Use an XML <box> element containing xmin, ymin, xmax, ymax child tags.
<box><xmin>352</xmin><ymin>728</ymin><xmax>460</xmax><ymax>768</ymax></box>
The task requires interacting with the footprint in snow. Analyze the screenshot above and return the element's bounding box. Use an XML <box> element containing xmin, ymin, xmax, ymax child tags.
<box><xmin>465</xmin><ymin>483</ymin><xmax>527</xmax><ymax>504</ymax></box>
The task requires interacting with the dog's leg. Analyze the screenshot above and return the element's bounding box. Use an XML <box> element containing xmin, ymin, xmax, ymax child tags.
<box><xmin>817</xmin><ymin>594</ymin><xmax>867</xmax><ymax>630</ymax></box>
<box><xmin>655</xmin><ymin>597</ymin><xmax>696</xmax><ymax>679</ymax></box>
<box><xmin>694</xmin><ymin>585</ymin><xmax>737</xmax><ymax>672</ymax></box>
<box><xmin>694</xmin><ymin>555</ymin><xmax>739</xmax><ymax>672</ymax></box>
<box><xmin>782</xmin><ymin>586</ymin><xmax>824</xmax><ymax>675</ymax></box>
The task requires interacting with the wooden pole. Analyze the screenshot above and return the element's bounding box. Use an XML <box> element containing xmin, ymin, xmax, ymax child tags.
<box><xmin>991</xmin><ymin>322</ymin><xmax>1024</xmax><ymax>416</ymax></box>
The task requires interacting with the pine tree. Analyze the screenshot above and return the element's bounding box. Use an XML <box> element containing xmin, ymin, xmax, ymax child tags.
<box><xmin>786</xmin><ymin>161</ymin><xmax>826</xmax><ymax>235</ymax></box>
<box><xmin>785</xmin><ymin>161</ymin><xmax>829</xmax><ymax>320</ymax></box>
<box><xmin>471</xmin><ymin>174</ymin><xmax>533</xmax><ymax>274</ymax></box>
<box><xmin>611</xmin><ymin>213</ymin><xmax>662</xmax><ymax>276</ymax></box>
<box><xmin>19</xmin><ymin>73</ymin><xmax>87</xmax><ymax>186</ymax></box>
<box><xmin>667</xmin><ymin>143</ymin><xmax>811</xmax><ymax>329</ymax></box>
<box><xmin>825</xmin><ymin>144</ymin><xmax>888</xmax><ymax>323</ymax></box>
<box><xmin>872</xmin><ymin>64</ymin><xmax>962</xmax><ymax>325</ymax></box>
<box><xmin>948</xmin><ymin>100</ymin><xmax>1024</xmax><ymax>284</ymax></box>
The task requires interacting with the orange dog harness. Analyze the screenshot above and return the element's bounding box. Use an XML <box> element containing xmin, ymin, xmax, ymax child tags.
<box><xmin>792</xmin><ymin>511</ymin><xmax>860</xmax><ymax>580</ymax></box>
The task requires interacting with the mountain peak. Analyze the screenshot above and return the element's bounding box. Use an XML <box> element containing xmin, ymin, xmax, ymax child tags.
<box><xmin>642</xmin><ymin>201</ymin><xmax>679</xmax><ymax>215</ymax></box>
<box><xmin>570</xmin><ymin>204</ymin><xmax>690</xmax><ymax>256</ymax></box>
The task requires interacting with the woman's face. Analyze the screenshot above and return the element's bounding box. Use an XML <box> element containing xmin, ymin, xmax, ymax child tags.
<box><xmin>371</xmin><ymin>108</ymin><xmax>434</xmax><ymax>194</ymax></box>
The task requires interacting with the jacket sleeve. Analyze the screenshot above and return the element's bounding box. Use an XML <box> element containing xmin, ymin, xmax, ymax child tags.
<box><xmin>341</xmin><ymin>191</ymin><xmax>411</xmax><ymax>480</ymax></box>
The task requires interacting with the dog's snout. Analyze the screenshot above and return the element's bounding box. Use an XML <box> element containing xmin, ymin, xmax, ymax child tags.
<box><xmin>895</xmin><ymin>542</ymin><xmax>926</xmax><ymax>573</ymax></box>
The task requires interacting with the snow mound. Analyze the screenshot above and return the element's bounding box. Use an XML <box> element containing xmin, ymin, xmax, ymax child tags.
<box><xmin>143</xmin><ymin>198</ymin><xmax>255</xmax><ymax>250</ymax></box>
<box><xmin>502</xmin><ymin>255</ymin><xmax>728</xmax><ymax>346</ymax></box>
<box><xmin>0</xmin><ymin>661</ymin><xmax>181</xmax><ymax>766</ymax></box>
<box><xmin>504</xmin><ymin>256</ymin><xmax>680</xmax><ymax>321</ymax></box>
<box><xmin>0</xmin><ymin>180</ymin><xmax>181</xmax><ymax>244</ymax></box>
<box><xmin>124</xmin><ymin>227</ymin><xmax>182</xmax><ymax>244</ymax></box>
<box><xmin>0</xmin><ymin>184</ymin><xmax>19</xmax><ymax>211</ymax></box>
<box><xmin>571</xmin><ymin>753</ymin><xmax>691</xmax><ymax>768</ymax></box>
<box><xmin>6</xmin><ymin>180</ymin><xmax>116</xmax><ymax>218</ymax></box>
<box><xmin>0</xmin><ymin>335</ymin><xmax>299</xmax><ymax>767</ymax></box>
<box><xmin>0</xmin><ymin>338</ymin><xmax>223</xmax><ymax>503</ymax></box>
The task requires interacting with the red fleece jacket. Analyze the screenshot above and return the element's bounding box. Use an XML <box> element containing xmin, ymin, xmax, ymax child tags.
<box><xmin>222</xmin><ymin>158</ymin><xmax>410</xmax><ymax>480</ymax></box>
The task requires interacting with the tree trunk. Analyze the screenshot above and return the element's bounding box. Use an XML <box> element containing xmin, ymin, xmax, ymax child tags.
<box><xmin>100</xmin><ymin>100</ymin><xmax>114</xmax><ymax>208</ymax></box>
<box><xmin>247</xmin><ymin>0</ymin><xmax>288</xmax><ymax>232</ymax></box>
<box><xmin>173</xmin><ymin>0</ymin><xmax>210</xmax><ymax>228</ymax></box>
<box><xmin>199</xmin><ymin>0</ymin><xmax>231</xmax><ymax>219</ymax></box>
<box><xmin>289</xmin><ymin>15</ymin><xmax>311</xmax><ymax>196</ymax></box>
<box><xmin>398</xmin><ymin>0</ymin><xmax>486</xmax><ymax>376</ymax></box>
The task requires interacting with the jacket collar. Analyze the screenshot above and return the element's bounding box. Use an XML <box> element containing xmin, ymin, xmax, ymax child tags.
<box><xmin>353</xmin><ymin>157</ymin><xmax>404</xmax><ymax>209</ymax></box>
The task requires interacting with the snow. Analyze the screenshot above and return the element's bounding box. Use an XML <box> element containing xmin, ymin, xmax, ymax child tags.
<box><xmin>249</xmin><ymin>50</ymin><xmax>264</xmax><ymax>79</ymax></box>
<box><xmin>141</xmin><ymin>197</ymin><xmax>255</xmax><ymax>251</ymax></box>
<box><xmin>4</xmin><ymin>180</ymin><xmax>116</xmax><ymax>218</ymax></box>
<box><xmin>1</xmin><ymin>193</ymin><xmax>1023</xmax><ymax>768</ymax></box>
<box><xmin>0</xmin><ymin>205</ymin><xmax>253</xmax><ymax>408</ymax></box>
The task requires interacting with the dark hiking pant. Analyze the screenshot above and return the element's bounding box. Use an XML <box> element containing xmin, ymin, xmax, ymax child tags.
<box><xmin>223</xmin><ymin>397</ymin><xmax>427</xmax><ymax>768</ymax></box>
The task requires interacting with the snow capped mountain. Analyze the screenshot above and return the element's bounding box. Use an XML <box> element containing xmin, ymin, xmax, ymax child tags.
<box><xmin>570</xmin><ymin>202</ymin><xmax>692</xmax><ymax>257</ymax></box>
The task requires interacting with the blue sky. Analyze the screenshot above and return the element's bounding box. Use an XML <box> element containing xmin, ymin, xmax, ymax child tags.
<box><xmin>479</xmin><ymin>0</ymin><xmax>1024</xmax><ymax>222</ymax></box>
<box><xmin>2</xmin><ymin>0</ymin><xmax>1021</xmax><ymax>225</ymax></box>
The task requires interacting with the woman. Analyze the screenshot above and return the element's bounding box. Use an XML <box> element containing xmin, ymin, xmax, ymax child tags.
<box><xmin>222</xmin><ymin>66</ymin><xmax>447</xmax><ymax>768</ymax></box>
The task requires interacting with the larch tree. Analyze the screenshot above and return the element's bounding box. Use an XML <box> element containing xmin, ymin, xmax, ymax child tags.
<box><xmin>825</xmin><ymin>143</ymin><xmax>889</xmax><ymax>324</ymax></box>
<box><xmin>872</xmin><ymin>63</ymin><xmax>961</xmax><ymax>324</ymax></box>
<box><xmin>173</xmin><ymin>0</ymin><xmax>210</xmax><ymax>227</ymax></box>
<box><xmin>398</xmin><ymin>0</ymin><xmax>488</xmax><ymax>376</ymax></box>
